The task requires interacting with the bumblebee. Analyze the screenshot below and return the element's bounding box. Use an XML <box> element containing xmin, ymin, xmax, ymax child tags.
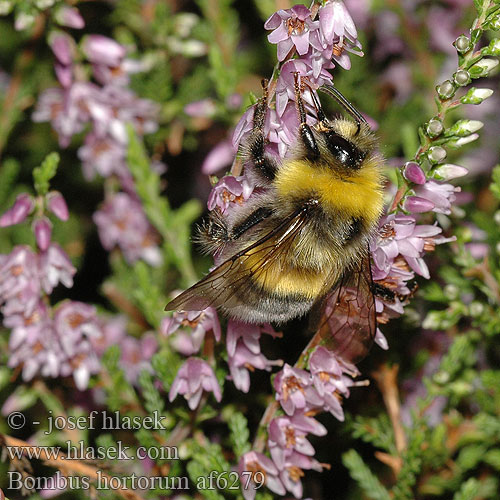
<box><xmin>166</xmin><ymin>75</ymin><xmax>385</xmax><ymax>363</ymax></box>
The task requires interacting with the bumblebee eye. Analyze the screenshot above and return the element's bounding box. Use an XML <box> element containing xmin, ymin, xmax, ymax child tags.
<box><xmin>324</xmin><ymin>132</ymin><xmax>365</xmax><ymax>169</ymax></box>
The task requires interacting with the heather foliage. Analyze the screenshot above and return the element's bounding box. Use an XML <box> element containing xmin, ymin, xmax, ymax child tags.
<box><xmin>0</xmin><ymin>1</ymin><xmax>499</xmax><ymax>499</ymax></box>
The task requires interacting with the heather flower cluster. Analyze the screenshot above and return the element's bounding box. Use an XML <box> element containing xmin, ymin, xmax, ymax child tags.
<box><xmin>0</xmin><ymin>187</ymin><xmax>101</xmax><ymax>389</ymax></box>
<box><xmin>33</xmin><ymin>24</ymin><xmax>163</xmax><ymax>266</ymax></box>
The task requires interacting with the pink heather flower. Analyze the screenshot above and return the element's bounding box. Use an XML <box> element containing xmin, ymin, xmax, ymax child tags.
<box><xmin>39</xmin><ymin>243</ymin><xmax>76</xmax><ymax>294</ymax></box>
<box><xmin>33</xmin><ymin>83</ymin><xmax>98</xmax><ymax>147</ymax></box>
<box><xmin>0</xmin><ymin>193</ymin><xmax>34</xmax><ymax>227</ymax></box>
<box><xmin>78</xmin><ymin>133</ymin><xmax>129</xmax><ymax>180</ymax></box>
<box><xmin>7</xmin><ymin>301</ymin><xmax>101</xmax><ymax>389</ymax></box>
<box><xmin>267</xmin><ymin>103</ymin><xmax>302</xmax><ymax>158</ymax></box>
<box><xmin>415</xmin><ymin>180</ymin><xmax>460</xmax><ymax>215</ymax></box>
<box><xmin>93</xmin><ymin>316</ymin><xmax>157</xmax><ymax>384</ymax></box>
<box><xmin>265</xmin><ymin>5</ymin><xmax>320</xmax><ymax>61</ymax></box>
<box><xmin>49</xmin><ymin>33</ymin><xmax>74</xmax><ymax>66</ymax></box>
<box><xmin>81</xmin><ymin>35</ymin><xmax>127</xmax><ymax>67</ymax></box>
<box><xmin>119</xmin><ymin>333</ymin><xmax>158</xmax><ymax>384</ymax></box>
<box><xmin>404</xmin><ymin>195</ymin><xmax>436</xmax><ymax>213</ymax></box>
<box><xmin>53</xmin><ymin>301</ymin><xmax>101</xmax><ymax>389</ymax></box>
<box><xmin>54</xmin><ymin>6</ymin><xmax>85</xmax><ymax>29</ymax></box>
<box><xmin>207</xmin><ymin>175</ymin><xmax>254</xmax><ymax>214</ymax></box>
<box><xmin>373</xmin><ymin>215</ymin><xmax>442</xmax><ymax>280</ymax></box>
<box><xmin>308</xmin><ymin>346</ymin><xmax>359</xmax><ymax>420</ymax></box>
<box><xmin>201</xmin><ymin>138</ymin><xmax>236</xmax><ymax>175</ymax></box>
<box><xmin>92</xmin><ymin>315</ymin><xmax>127</xmax><ymax>356</ymax></box>
<box><xmin>268</xmin><ymin>414</ymin><xmax>327</xmax><ymax>469</ymax></box>
<box><xmin>280</xmin><ymin>451</ymin><xmax>324</xmax><ymax>498</ymax></box>
<box><xmin>403</xmin><ymin>162</ymin><xmax>426</xmax><ymax>184</ymax></box>
<box><xmin>0</xmin><ymin>246</ymin><xmax>41</xmax><ymax>317</ymax></box>
<box><xmin>93</xmin><ymin>192</ymin><xmax>162</xmax><ymax>266</ymax></box>
<box><xmin>274</xmin><ymin>364</ymin><xmax>323</xmax><ymax>416</ymax></box>
<box><xmin>33</xmin><ymin>217</ymin><xmax>52</xmax><ymax>251</ymax></box>
<box><xmin>169</xmin><ymin>358</ymin><xmax>222</xmax><ymax>410</ymax></box>
<box><xmin>238</xmin><ymin>451</ymin><xmax>286</xmax><ymax>500</ymax></box>
<box><xmin>46</xmin><ymin>191</ymin><xmax>69</xmax><ymax>221</ymax></box>
<box><xmin>161</xmin><ymin>307</ymin><xmax>221</xmax><ymax>356</ymax></box>
<box><xmin>184</xmin><ymin>98</ymin><xmax>217</xmax><ymax>118</ymax></box>
<box><xmin>319</xmin><ymin>0</ymin><xmax>358</xmax><ymax>44</ymax></box>
<box><xmin>275</xmin><ymin>59</ymin><xmax>332</xmax><ymax>116</ymax></box>
<box><xmin>232</xmin><ymin>106</ymin><xmax>254</xmax><ymax>151</ymax></box>
<box><xmin>226</xmin><ymin>321</ymin><xmax>282</xmax><ymax>393</ymax></box>
<box><xmin>91</xmin><ymin>57</ymin><xmax>148</xmax><ymax>87</ymax></box>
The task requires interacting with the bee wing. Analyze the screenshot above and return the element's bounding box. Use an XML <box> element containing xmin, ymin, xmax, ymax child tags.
<box><xmin>308</xmin><ymin>254</ymin><xmax>376</xmax><ymax>364</ymax></box>
<box><xmin>165</xmin><ymin>206</ymin><xmax>310</xmax><ymax>312</ymax></box>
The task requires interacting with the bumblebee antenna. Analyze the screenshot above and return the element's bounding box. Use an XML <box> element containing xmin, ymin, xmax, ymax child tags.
<box><xmin>319</xmin><ymin>84</ymin><xmax>367</xmax><ymax>132</ymax></box>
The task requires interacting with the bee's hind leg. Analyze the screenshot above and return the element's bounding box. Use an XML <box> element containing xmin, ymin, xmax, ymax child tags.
<box><xmin>248</xmin><ymin>80</ymin><xmax>278</xmax><ymax>181</ymax></box>
<box><xmin>294</xmin><ymin>73</ymin><xmax>320</xmax><ymax>161</ymax></box>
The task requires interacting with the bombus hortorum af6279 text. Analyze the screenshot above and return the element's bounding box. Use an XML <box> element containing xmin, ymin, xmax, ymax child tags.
<box><xmin>166</xmin><ymin>74</ymin><xmax>385</xmax><ymax>363</ymax></box>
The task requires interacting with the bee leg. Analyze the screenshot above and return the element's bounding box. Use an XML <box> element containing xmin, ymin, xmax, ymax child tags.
<box><xmin>196</xmin><ymin>209</ymin><xmax>231</xmax><ymax>255</ymax></box>
<box><xmin>249</xmin><ymin>79</ymin><xmax>277</xmax><ymax>181</ymax></box>
<box><xmin>231</xmin><ymin>206</ymin><xmax>273</xmax><ymax>239</ymax></box>
<box><xmin>197</xmin><ymin>206</ymin><xmax>274</xmax><ymax>254</ymax></box>
<box><xmin>293</xmin><ymin>73</ymin><xmax>320</xmax><ymax>160</ymax></box>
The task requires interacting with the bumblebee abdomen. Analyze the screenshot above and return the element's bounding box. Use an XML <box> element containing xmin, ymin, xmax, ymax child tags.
<box><xmin>224</xmin><ymin>266</ymin><xmax>326</xmax><ymax>324</ymax></box>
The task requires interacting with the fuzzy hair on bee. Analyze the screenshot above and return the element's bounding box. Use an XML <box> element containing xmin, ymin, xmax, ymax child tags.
<box><xmin>167</xmin><ymin>75</ymin><xmax>385</xmax><ymax>361</ymax></box>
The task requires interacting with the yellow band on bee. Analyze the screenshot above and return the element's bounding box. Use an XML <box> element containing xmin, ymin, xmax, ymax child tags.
<box><xmin>275</xmin><ymin>159</ymin><xmax>384</xmax><ymax>225</ymax></box>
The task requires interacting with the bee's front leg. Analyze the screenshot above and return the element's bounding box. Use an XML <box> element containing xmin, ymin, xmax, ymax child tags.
<box><xmin>248</xmin><ymin>80</ymin><xmax>278</xmax><ymax>181</ymax></box>
<box><xmin>197</xmin><ymin>206</ymin><xmax>274</xmax><ymax>255</ymax></box>
<box><xmin>294</xmin><ymin>73</ymin><xmax>320</xmax><ymax>161</ymax></box>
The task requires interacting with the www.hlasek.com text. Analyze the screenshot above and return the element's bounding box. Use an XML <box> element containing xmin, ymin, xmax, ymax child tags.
<box><xmin>6</xmin><ymin>441</ymin><xmax>178</xmax><ymax>461</ymax></box>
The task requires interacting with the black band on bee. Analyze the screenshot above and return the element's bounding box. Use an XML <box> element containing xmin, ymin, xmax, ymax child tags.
<box><xmin>344</xmin><ymin>217</ymin><xmax>363</xmax><ymax>243</ymax></box>
<box><xmin>372</xmin><ymin>283</ymin><xmax>396</xmax><ymax>303</ymax></box>
<box><xmin>232</xmin><ymin>206</ymin><xmax>274</xmax><ymax>239</ymax></box>
<box><xmin>323</xmin><ymin>131</ymin><xmax>366</xmax><ymax>169</ymax></box>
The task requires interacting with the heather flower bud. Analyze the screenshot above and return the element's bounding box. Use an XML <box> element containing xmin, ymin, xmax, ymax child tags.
<box><xmin>48</xmin><ymin>32</ymin><xmax>74</xmax><ymax>66</ymax></box>
<box><xmin>54</xmin><ymin>5</ymin><xmax>85</xmax><ymax>29</ymax></box>
<box><xmin>454</xmin><ymin>35</ymin><xmax>470</xmax><ymax>53</ymax></box>
<box><xmin>444</xmin><ymin>284</ymin><xmax>459</xmax><ymax>300</ymax></box>
<box><xmin>404</xmin><ymin>196</ymin><xmax>435</xmax><ymax>214</ymax></box>
<box><xmin>447</xmin><ymin>133</ymin><xmax>479</xmax><ymax>149</ymax></box>
<box><xmin>426</xmin><ymin>118</ymin><xmax>443</xmax><ymax>138</ymax></box>
<box><xmin>81</xmin><ymin>35</ymin><xmax>126</xmax><ymax>67</ymax></box>
<box><xmin>469</xmin><ymin>301</ymin><xmax>484</xmax><ymax>317</ymax></box>
<box><xmin>403</xmin><ymin>162</ymin><xmax>426</xmax><ymax>184</ymax></box>
<box><xmin>0</xmin><ymin>193</ymin><xmax>34</xmax><ymax>227</ymax></box>
<box><xmin>469</xmin><ymin>58</ymin><xmax>499</xmax><ymax>79</ymax></box>
<box><xmin>428</xmin><ymin>146</ymin><xmax>446</xmax><ymax>163</ymax></box>
<box><xmin>482</xmin><ymin>38</ymin><xmax>500</xmax><ymax>57</ymax></box>
<box><xmin>494</xmin><ymin>210</ymin><xmax>500</xmax><ymax>225</ymax></box>
<box><xmin>14</xmin><ymin>12</ymin><xmax>35</xmax><ymax>31</ymax></box>
<box><xmin>453</xmin><ymin>69</ymin><xmax>470</xmax><ymax>87</ymax></box>
<box><xmin>0</xmin><ymin>2</ymin><xmax>13</xmax><ymax>15</ymax></box>
<box><xmin>433</xmin><ymin>370</ymin><xmax>450</xmax><ymax>384</ymax></box>
<box><xmin>46</xmin><ymin>191</ymin><xmax>69</xmax><ymax>221</ymax></box>
<box><xmin>34</xmin><ymin>217</ymin><xmax>52</xmax><ymax>251</ymax></box>
<box><xmin>436</xmin><ymin>80</ymin><xmax>455</xmax><ymax>100</ymax></box>
<box><xmin>433</xmin><ymin>164</ymin><xmax>468</xmax><ymax>181</ymax></box>
<box><xmin>460</xmin><ymin>87</ymin><xmax>494</xmax><ymax>105</ymax></box>
<box><xmin>447</xmin><ymin>119</ymin><xmax>483</xmax><ymax>137</ymax></box>
<box><xmin>36</xmin><ymin>0</ymin><xmax>55</xmax><ymax>8</ymax></box>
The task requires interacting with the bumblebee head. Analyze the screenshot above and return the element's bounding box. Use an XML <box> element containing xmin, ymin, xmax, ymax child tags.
<box><xmin>305</xmin><ymin>84</ymin><xmax>379</xmax><ymax>175</ymax></box>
